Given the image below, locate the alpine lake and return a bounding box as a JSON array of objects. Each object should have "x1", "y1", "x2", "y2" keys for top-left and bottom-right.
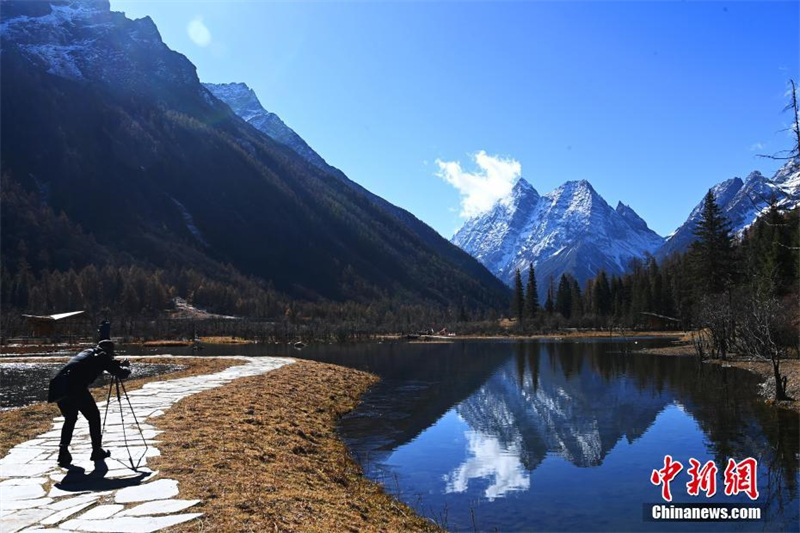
[{"x1": 8, "y1": 338, "x2": 799, "y2": 532}]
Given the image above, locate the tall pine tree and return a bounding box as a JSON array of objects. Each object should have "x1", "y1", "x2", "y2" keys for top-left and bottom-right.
[
  {"x1": 690, "y1": 189, "x2": 735, "y2": 295},
  {"x1": 592, "y1": 270, "x2": 611, "y2": 317},
  {"x1": 545, "y1": 278, "x2": 555, "y2": 314},
  {"x1": 524, "y1": 264, "x2": 539, "y2": 320},
  {"x1": 555, "y1": 274, "x2": 572, "y2": 319},
  {"x1": 512, "y1": 268, "x2": 524, "y2": 323}
]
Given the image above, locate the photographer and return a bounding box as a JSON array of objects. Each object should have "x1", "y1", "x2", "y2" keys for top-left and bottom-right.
[{"x1": 48, "y1": 340, "x2": 131, "y2": 467}]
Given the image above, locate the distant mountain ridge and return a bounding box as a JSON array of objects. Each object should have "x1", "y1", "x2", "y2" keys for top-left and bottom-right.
[
  {"x1": 205, "y1": 80, "x2": 508, "y2": 300},
  {"x1": 657, "y1": 158, "x2": 800, "y2": 259},
  {"x1": 452, "y1": 178, "x2": 664, "y2": 294},
  {"x1": 203, "y1": 82, "x2": 329, "y2": 171}
]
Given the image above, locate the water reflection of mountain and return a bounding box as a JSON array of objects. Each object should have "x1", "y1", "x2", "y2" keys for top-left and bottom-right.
[
  {"x1": 323, "y1": 340, "x2": 797, "y2": 524},
  {"x1": 456, "y1": 344, "x2": 674, "y2": 472},
  {"x1": 336, "y1": 342, "x2": 511, "y2": 456}
]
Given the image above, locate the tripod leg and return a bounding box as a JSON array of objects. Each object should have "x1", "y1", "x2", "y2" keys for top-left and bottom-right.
[
  {"x1": 119, "y1": 380, "x2": 148, "y2": 469},
  {"x1": 102, "y1": 378, "x2": 114, "y2": 436},
  {"x1": 115, "y1": 379, "x2": 135, "y2": 470}
]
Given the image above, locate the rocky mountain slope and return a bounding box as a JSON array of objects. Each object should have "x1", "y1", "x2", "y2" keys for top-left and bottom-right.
[
  {"x1": 0, "y1": 0, "x2": 509, "y2": 309},
  {"x1": 205, "y1": 80, "x2": 507, "y2": 301},
  {"x1": 203, "y1": 82, "x2": 329, "y2": 172}
]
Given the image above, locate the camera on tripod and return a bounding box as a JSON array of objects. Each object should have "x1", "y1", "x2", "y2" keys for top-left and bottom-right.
[{"x1": 102, "y1": 368, "x2": 148, "y2": 471}]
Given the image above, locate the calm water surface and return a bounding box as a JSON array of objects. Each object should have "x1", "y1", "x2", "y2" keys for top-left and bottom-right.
[
  {"x1": 7, "y1": 339, "x2": 798, "y2": 531},
  {"x1": 288, "y1": 339, "x2": 799, "y2": 532}
]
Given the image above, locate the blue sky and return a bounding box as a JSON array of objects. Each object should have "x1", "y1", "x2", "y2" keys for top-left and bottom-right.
[{"x1": 112, "y1": 0, "x2": 799, "y2": 237}]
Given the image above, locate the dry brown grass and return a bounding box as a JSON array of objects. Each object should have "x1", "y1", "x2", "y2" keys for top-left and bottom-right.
[
  {"x1": 454, "y1": 330, "x2": 685, "y2": 341},
  {"x1": 150, "y1": 360, "x2": 440, "y2": 533},
  {"x1": 0, "y1": 357, "x2": 240, "y2": 458},
  {"x1": 198, "y1": 336, "x2": 254, "y2": 345},
  {"x1": 141, "y1": 340, "x2": 193, "y2": 347}
]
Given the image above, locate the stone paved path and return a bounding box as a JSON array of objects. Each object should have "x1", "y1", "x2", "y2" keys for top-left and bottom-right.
[{"x1": 0, "y1": 356, "x2": 293, "y2": 533}]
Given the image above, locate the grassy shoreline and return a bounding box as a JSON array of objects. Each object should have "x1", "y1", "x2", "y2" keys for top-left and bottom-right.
[{"x1": 149, "y1": 360, "x2": 440, "y2": 532}]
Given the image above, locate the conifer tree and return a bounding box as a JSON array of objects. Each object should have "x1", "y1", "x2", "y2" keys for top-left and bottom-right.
[
  {"x1": 691, "y1": 189, "x2": 735, "y2": 295},
  {"x1": 569, "y1": 277, "x2": 583, "y2": 319},
  {"x1": 512, "y1": 268, "x2": 524, "y2": 323},
  {"x1": 555, "y1": 274, "x2": 572, "y2": 319},
  {"x1": 545, "y1": 278, "x2": 555, "y2": 314},
  {"x1": 592, "y1": 270, "x2": 612, "y2": 317},
  {"x1": 524, "y1": 264, "x2": 539, "y2": 320}
]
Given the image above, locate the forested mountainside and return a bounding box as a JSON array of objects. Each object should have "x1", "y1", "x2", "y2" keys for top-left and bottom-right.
[{"x1": 0, "y1": 0, "x2": 509, "y2": 322}]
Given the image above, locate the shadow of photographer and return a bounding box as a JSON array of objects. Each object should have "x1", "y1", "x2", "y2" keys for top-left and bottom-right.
[{"x1": 54, "y1": 460, "x2": 151, "y2": 493}]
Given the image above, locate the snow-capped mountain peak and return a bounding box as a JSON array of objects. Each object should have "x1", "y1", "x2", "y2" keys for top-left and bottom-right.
[
  {"x1": 1, "y1": 1, "x2": 198, "y2": 90},
  {"x1": 453, "y1": 179, "x2": 664, "y2": 295},
  {"x1": 657, "y1": 158, "x2": 800, "y2": 259},
  {"x1": 203, "y1": 81, "x2": 329, "y2": 171}
]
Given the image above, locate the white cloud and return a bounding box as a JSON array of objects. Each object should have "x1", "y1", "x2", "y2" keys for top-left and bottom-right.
[
  {"x1": 436, "y1": 150, "x2": 522, "y2": 218},
  {"x1": 443, "y1": 430, "x2": 530, "y2": 501},
  {"x1": 749, "y1": 142, "x2": 764, "y2": 151},
  {"x1": 187, "y1": 16, "x2": 211, "y2": 47}
]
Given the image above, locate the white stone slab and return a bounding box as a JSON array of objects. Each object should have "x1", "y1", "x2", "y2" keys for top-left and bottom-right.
[
  {"x1": 20, "y1": 527, "x2": 73, "y2": 533},
  {"x1": 0, "y1": 462, "x2": 55, "y2": 478},
  {"x1": 0, "y1": 448, "x2": 49, "y2": 465},
  {"x1": 60, "y1": 513, "x2": 202, "y2": 532},
  {"x1": 0, "y1": 483, "x2": 46, "y2": 501},
  {"x1": 0, "y1": 507, "x2": 55, "y2": 533},
  {"x1": 0, "y1": 498, "x2": 53, "y2": 511},
  {"x1": 114, "y1": 480, "x2": 178, "y2": 504},
  {"x1": 76, "y1": 504, "x2": 124, "y2": 520},
  {"x1": 48, "y1": 486, "x2": 91, "y2": 499},
  {"x1": 118, "y1": 499, "x2": 200, "y2": 517},
  {"x1": 40, "y1": 500, "x2": 97, "y2": 526},
  {"x1": 49, "y1": 495, "x2": 99, "y2": 512},
  {"x1": 0, "y1": 478, "x2": 49, "y2": 487}
]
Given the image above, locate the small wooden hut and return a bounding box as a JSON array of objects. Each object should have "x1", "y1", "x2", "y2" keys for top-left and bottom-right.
[{"x1": 21, "y1": 311, "x2": 87, "y2": 341}]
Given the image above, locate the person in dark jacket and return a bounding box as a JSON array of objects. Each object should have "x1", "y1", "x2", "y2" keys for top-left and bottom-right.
[{"x1": 48, "y1": 340, "x2": 131, "y2": 467}]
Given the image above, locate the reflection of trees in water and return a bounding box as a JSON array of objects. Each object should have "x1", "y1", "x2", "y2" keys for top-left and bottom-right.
[
  {"x1": 337, "y1": 341, "x2": 797, "y2": 523},
  {"x1": 662, "y1": 360, "x2": 799, "y2": 526},
  {"x1": 522, "y1": 345, "x2": 798, "y2": 525}
]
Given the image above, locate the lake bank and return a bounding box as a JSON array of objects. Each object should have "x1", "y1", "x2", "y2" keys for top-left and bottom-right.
[
  {"x1": 634, "y1": 339, "x2": 800, "y2": 412},
  {"x1": 0, "y1": 356, "x2": 438, "y2": 531},
  {"x1": 0, "y1": 329, "x2": 685, "y2": 356},
  {"x1": 148, "y1": 359, "x2": 440, "y2": 532},
  {"x1": 1, "y1": 340, "x2": 796, "y2": 531}
]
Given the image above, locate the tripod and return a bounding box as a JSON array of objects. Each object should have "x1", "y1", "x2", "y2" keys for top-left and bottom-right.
[{"x1": 101, "y1": 375, "x2": 149, "y2": 471}]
